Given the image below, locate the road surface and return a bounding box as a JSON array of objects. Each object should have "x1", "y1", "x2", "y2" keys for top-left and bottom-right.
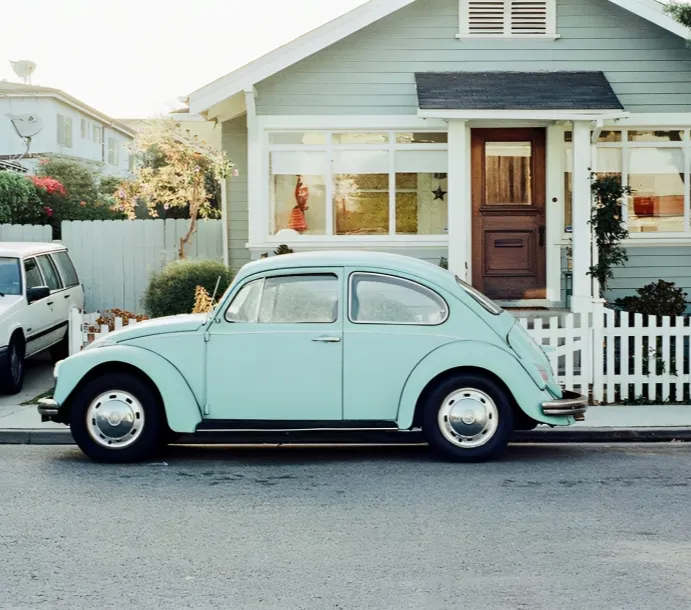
[{"x1": 1, "y1": 443, "x2": 690, "y2": 609}]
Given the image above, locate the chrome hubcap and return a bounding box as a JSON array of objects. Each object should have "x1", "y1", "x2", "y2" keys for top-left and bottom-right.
[
  {"x1": 438, "y1": 388, "x2": 499, "y2": 449},
  {"x1": 86, "y1": 391, "x2": 145, "y2": 449}
]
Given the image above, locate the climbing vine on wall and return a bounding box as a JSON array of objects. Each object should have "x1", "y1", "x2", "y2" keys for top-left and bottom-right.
[{"x1": 588, "y1": 174, "x2": 632, "y2": 298}]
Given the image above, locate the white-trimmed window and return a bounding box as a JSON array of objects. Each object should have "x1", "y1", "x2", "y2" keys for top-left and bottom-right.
[
  {"x1": 458, "y1": 0, "x2": 557, "y2": 38},
  {"x1": 80, "y1": 118, "x2": 88, "y2": 139},
  {"x1": 92, "y1": 125, "x2": 102, "y2": 144},
  {"x1": 57, "y1": 114, "x2": 72, "y2": 148},
  {"x1": 107, "y1": 137, "x2": 120, "y2": 166},
  {"x1": 564, "y1": 129, "x2": 691, "y2": 235},
  {"x1": 268, "y1": 131, "x2": 449, "y2": 238}
]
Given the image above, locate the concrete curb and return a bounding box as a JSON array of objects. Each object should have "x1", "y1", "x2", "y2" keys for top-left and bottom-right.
[{"x1": 1, "y1": 427, "x2": 691, "y2": 446}]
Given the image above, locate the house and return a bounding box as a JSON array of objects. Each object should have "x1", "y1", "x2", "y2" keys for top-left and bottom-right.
[
  {"x1": 184, "y1": 0, "x2": 691, "y2": 312},
  {"x1": 0, "y1": 82, "x2": 135, "y2": 176}
]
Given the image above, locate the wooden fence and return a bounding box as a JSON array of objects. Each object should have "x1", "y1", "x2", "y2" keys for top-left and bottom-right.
[
  {"x1": 61, "y1": 219, "x2": 224, "y2": 313},
  {"x1": 0, "y1": 223, "x2": 52, "y2": 242}
]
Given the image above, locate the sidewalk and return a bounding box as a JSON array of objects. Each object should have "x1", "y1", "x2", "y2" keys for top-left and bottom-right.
[{"x1": 1, "y1": 403, "x2": 690, "y2": 445}]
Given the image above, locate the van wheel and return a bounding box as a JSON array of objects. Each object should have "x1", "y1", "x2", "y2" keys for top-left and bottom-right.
[
  {"x1": 422, "y1": 373, "x2": 514, "y2": 463},
  {"x1": 1, "y1": 335, "x2": 25, "y2": 395},
  {"x1": 69, "y1": 372, "x2": 165, "y2": 463}
]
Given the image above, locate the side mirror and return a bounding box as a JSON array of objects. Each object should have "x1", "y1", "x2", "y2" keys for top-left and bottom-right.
[{"x1": 28, "y1": 286, "x2": 50, "y2": 303}]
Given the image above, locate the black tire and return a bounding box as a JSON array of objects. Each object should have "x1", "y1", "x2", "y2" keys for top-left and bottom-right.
[
  {"x1": 0, "y1": 335, "x2": 25, "y2": 395},
  {"x1": 69, "y1": 372, "x2": 165, "y2": 463},
  {"x1": 50, "y1": 333, "x2": 69, "y2": 363},
  {"x1": 422, "y1": 373, "x2": 514, "y2": 463}
]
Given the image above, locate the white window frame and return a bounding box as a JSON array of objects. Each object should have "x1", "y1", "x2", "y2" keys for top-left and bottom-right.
[
  {"x1": 562, "y1": 127, "x2": 691, "y2": 242},
  {"x1": 57, "y1": 114, "x2": 73, "y2": 148},
  {"x1": 457, "y1": 0, "x2": 559, "y2": 40},
  {"x1": 107, "y1": 137, "x2": 120, "y2": 166},
  {"x1": 265, "y1": 127, "x2": 449, "y2": 244},
  {"x1": 80, "y1": 118, "x2": 88, "y2": 139},
  {"x1": 92, "y1": 125, "x2": 102, "y2": 144}
]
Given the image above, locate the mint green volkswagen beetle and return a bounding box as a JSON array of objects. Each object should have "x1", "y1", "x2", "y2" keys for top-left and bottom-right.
[{"x1": 38, "y1": 251, "x2": 586, "y2": 463}]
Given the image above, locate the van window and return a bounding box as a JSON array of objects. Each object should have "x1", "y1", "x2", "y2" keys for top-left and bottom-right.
[{"x1": 51, "y1": 251, "x2": 80, "y2": 288}]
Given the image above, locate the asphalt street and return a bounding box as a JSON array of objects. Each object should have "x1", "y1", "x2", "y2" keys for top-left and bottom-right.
[{"x1": 1, "y1": 443, "x2": 690, "y2": 610}]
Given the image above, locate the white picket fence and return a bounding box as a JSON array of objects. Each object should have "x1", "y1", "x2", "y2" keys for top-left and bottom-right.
[
  {"x1": 0, "y1": 223, "x2": 52, "y2": 242},
  {"x1": 68, "y1": 305, "x2": 691, "y2": 405}
]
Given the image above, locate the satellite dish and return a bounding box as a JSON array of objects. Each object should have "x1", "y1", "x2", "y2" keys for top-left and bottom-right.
[
  {"x1": 6, "y1": 113, "x2": 44, "y2": 138},
  {"x1": 9, "y1": 60, "x2": 37, "y2": 84}
]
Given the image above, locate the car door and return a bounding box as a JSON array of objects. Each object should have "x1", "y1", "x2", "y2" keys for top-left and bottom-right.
[
  {"x1": 22, "y1": 257, "x2": 54, "y2": 357},
  {"x1": 205, "y1": 268, "x2": 344, "y2": 422},
  {"x1": 50, "y1": 250, "x2": 84, "y2": 312},
  {"x1": 343, "y1": 269, "x2": 452, "y2": 422},
  {"x1": 35, "y1": 254, "x2": 67, "y2": 348}
]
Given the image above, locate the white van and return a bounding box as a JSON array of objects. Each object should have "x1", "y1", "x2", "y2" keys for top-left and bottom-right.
[{"x1": 0, "y1": 243, "x2": 84, "y2": 395}]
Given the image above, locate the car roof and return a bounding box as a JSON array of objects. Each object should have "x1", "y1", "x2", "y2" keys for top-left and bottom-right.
[
  {"x1": 240, "y1": 250, "x2": 457, "y2": 289},
  {"x1": 0, "y1": 242, "x2": 66, "y2": 258}
]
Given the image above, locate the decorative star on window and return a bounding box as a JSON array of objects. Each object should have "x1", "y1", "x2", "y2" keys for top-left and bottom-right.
[{"x1": 432, "y1": 186, "x2": 447, "y2": 201}]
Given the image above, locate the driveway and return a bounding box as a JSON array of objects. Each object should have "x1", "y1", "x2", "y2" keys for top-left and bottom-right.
[{"x1": 0, "y1": 353, "x2": 56, "y2": 428}]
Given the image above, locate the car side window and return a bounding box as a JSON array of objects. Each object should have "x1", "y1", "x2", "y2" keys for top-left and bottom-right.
[
  {"x1": 36, "y1": 255, "x2": 62, "y2": 291},
  {"x1": 51, "y1": 251, "x2": 79, "y2": 288},
  {"x1": 226, "y1": 279, "x2": 263, "y2": 323},
  {"x1": 257, "y1": 275, "x2": 338, "y2": 324},
  {"x1": 24, "y1": 258, "x2": 44, "y2": 291},
  {"x1": 349, "y1": 273, "x2": 448, "y2": 325}
]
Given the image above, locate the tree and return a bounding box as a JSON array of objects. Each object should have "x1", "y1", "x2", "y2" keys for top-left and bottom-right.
[
  {"x1": 0, "y1": 171, "x2": 48, "y2": 225},
  {"x1": 665, "y1": 1, "x2": 691, "y2": 28},
  {"x1": 116, "y1": 120, "x2": 235, "y2": 259}
]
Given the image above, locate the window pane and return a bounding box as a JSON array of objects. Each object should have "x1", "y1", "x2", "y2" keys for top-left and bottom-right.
[
  {"x1": 628, "y1": 148, "x2": 685, "y2": 233},
  {"x1": 258, "y1": 275, "x2": 338, "y2": 324},
  {"x1": 36, "y1": 255, "x2": 62, "y2": 291},
  {"x1": 226, "y1": 279, "x2": 262, "y2": 323},
  {"x1": 270, "y1": 151, "x2": 327, "y2": 235},
  {"x1": 485, "y1": 142, "x2": 532, "y2": 205},
  {"x1": 269, "y1": 132, "x2": 325, "y2": 145},
  {"x1": 333, "y1": 150, "x2": 389, "y2": 235},
  {"x1": 24, "y1": 258, "x2": 43, "y2": 290},
  {"x1": 396, "y1": 132, "x2": 448, "y2": 144},
  {"x1": 350, "y1": 273, "x2": 447, "y2": 325},
  {"x1": 628, "y1": 130, "x2": 684, "y2": 143},
  {"x1": 332, "y1": 132, "x2": 389, "y2": 145},
  {"x1": 597, "y1": 130, "x2": 622, "y2": 142},
  {"x1": 52, "y1": 251, "x2": 79, "y2": 287},
  {"x1": 0, "y1": 258, "x2": 21, "y2": 296},
  {"x1": 394, "y1": 150, "x2": 448, "y2": 235}
]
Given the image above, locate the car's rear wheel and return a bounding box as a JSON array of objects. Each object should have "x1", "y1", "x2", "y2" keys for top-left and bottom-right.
[
  {"x1": 422, "y1": 373, "x2": 514, "y2": 463},
  {"x1": 69, "y1": 372, "x2": 165, "y2": 463},
  {"x1": 1, "y1": 335, "x2": 25, "y2": 395}
]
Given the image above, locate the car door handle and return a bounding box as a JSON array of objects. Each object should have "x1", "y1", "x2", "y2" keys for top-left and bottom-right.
[
  {"x1": 47, "y1": 301, "x2": 54, "y2": 306},
  {"x1": 64, "y1": 294, "x2": 70, "y2": 299},
  {"x1": 312, "y1": 336, "x2": 341, "y2": 343}
]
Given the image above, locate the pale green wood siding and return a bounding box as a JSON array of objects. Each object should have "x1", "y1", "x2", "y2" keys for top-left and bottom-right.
[
  {"x1": 256, "y1": 0, "x2": 691, "y2": 115},
  {"x1": 222, "y1": 116, "x2": 250, "y2": 271}
]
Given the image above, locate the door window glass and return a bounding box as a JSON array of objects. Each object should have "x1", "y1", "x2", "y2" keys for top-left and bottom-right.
[
  {"x1": 485, "y1": 141, "x2": 532, "y2": 205},
  {"x1": 258, "y1": 275, "x2": 339, "y2": 324},
  {"x1": 226, "y1": 279, "x2": 263, "y2": 323},
  {"x1": 36, "y1": 255, "x2": 62, "y2": 291},
  {"x1": 51, "y1": 251, "x2": 79, "y2": 287},
  {"x1": 349, "y1": 273, "x2": 448, "y2": 325},
  {"x1": 24, "y1": 258, "x2": 44, "y2": 290}
]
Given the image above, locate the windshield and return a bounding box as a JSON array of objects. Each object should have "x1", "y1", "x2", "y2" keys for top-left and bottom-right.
[
  {"x1": 0, "y1": 257, "x2": 22, "y2": 296},
  {"x1": 455, "y1": 276, "x2": 503, "y2": 315}
]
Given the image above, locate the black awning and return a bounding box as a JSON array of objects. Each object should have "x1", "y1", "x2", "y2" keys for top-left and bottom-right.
[{"x1": 415, "y1": 71, "x2": 623, "y2": 111}]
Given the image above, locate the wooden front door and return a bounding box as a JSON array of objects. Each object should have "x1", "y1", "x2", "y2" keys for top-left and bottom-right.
[{"x1": 471, "y1": 128, "x2": 546, "y2": 301}]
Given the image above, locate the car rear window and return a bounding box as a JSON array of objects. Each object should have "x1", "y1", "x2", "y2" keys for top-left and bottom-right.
[{"x1": 51, "y1": 251, "x2": 80, "y2": 287}]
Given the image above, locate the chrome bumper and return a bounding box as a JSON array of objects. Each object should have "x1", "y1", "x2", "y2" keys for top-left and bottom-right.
[
  {"x1": 541, "y1": 390, "x2": 588, "y2": 420},
  {"x1": 37, "y1": 397, "x2": 60, "y2": 422}
]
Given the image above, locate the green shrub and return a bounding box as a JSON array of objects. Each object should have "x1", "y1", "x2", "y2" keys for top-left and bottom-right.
[
  {"x1": 614, "y1": 280, "x2": 688, "y2": 317},
  {"x1": 0, "y1": 171, "x2": 46, "y2": 224},
  {"x1": 143, "y1": 259, "x2": 234, "y2": 318}
]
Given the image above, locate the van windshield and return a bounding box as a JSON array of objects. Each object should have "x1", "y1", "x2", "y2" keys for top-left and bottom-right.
[
  {"x1": 0, "y1": 257, "x2": 22, "y2": 296},
  {"x1": 455, "y1": 276, "x2": 503, "y2": 315}
]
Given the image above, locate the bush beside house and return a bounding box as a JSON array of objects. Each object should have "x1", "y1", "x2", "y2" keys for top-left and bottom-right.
[{"x1": 143, "y1": 259, "x2": 234, "y2": 318}]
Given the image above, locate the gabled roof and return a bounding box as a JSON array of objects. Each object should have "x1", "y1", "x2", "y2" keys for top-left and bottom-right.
[
  {"x1": 0, "y1": 82, "x2": 135, "y2": 137},
  {"x1": 187, "y1": 0, "x2": 691, "y2": 116}
]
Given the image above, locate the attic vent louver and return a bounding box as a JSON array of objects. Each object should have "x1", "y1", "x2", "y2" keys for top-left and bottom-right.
[{"x1": 460, "y1": 0, "x2": 555, "y2": 37}]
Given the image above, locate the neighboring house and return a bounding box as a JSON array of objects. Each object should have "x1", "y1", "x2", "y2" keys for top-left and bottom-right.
[
  {"x1": 185, "y1": 0, "x2": 691, "y2": 312},
  {"x1": 120, "y1": 110, "x2": 222, "y2": 151},
  {"x1": 0, "y1": 81, "x2": 135, "y2": 177}
]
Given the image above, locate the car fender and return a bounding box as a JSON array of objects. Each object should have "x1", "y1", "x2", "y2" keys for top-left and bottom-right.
[
  {"x1": 54, "y1": 345, "x2": 203, "y2": 433},
  {"x1": 396, "y1": 340, "x2": 560, "y2": 429}
]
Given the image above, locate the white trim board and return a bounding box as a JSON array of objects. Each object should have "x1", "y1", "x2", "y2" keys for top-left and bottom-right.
[{"x1": 187, "y1": 0, "x2": 691, "y2": 116}]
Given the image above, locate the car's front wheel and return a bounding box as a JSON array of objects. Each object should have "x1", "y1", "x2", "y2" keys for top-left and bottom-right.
[
  {"x1": 69, "y1": 372, "x2": 165, "y2": 463},
  {"x1": 422, "y1": 373, "x2": 514, "y2": 463}
]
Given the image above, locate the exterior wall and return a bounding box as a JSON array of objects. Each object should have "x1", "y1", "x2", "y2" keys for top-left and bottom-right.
[
  {"x1": 0, "y1": 97, "x2": 133, "y2": 176},
  {"x1": 255, "y1": 0, "x2": 691, "y2": 115},
  {"x1": 222, "y1": 116, "x2": 251, "y2": 270}
]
